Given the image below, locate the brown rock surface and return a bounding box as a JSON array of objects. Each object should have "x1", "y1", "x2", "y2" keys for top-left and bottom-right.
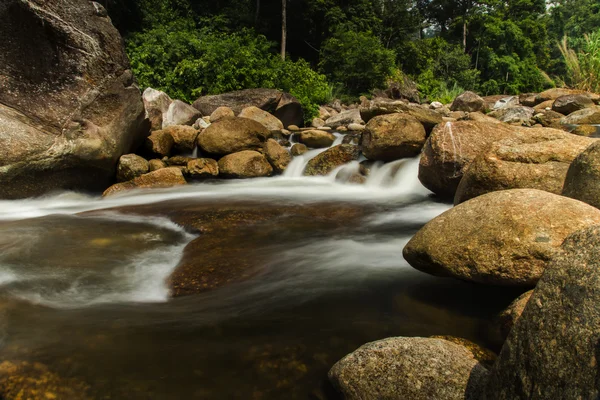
[
  {"x1": 186, "y1": 158, "x2": 218, "y2": 178},
  {"x1": 197, "y1": 117, "x2": 270, "y2": 156},
  {"x1": 450, "y1": 91, "x2": 486, "y2": 113},
  {"x1": 218, "y1": 150, "x2": 273, "y2": 178},
  {"x1": 103, "y1": 167, "x2": 186, "y2": 196},
  {"x1": 304, "y1": 145, "x2": 360, "y2": 176},
  {"x1": 563, "y1": 140, "x2": 600, "y2": 208},
  {"x1": 116, "y1": 154, "x2": 149, "y2": 182},
  {"x1": 238, "y1": 106, "x2": 284, "y2": 131},
  {"x1": 263, "y1": 139, "x2": 291, "y2": 173},
  {"x1": 497, "y1": 290, "x2": 533, "y2": 340},
  {"x1": 162, "y1": 125, "x2": 200, "y2": 153},
  {"x1": 362, "y1": 113, "x2": 426, "y2": 161},
  {"x1": 297, "y1": 130, "x2": 336, "y2": 148}
]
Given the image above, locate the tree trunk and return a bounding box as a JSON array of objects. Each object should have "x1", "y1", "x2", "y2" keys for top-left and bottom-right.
[
  {"x1": 463, "y1": 20, "x2": 467, "y2": 52},
  {"x1": 255, "y1": 0, "x2": 260, "y2": 26},
  {"x1": 281, "y1": 0, "x2": 287, "y2": 60}
]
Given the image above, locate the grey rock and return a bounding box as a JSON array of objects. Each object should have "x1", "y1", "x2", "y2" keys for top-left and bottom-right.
[{"x1": 162, "y1": 100, "x2": 202, "y2": 128}]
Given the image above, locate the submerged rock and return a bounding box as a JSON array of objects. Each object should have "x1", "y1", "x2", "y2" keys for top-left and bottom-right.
[
  {"x1": 328, "y1": 337, "x2": 489, "y2": 400},
  {"x1": 218, "y1": 150, "x2": 273, "y2": 178},
  {"x1": 304, "y1": 145, "x2": 360, "y2": 176},
  {"x1": 403, "y1": 189, "x2": 600, "y2": 286},
  {"x1": 103, "y1": 168, "x2": 186, "y2": 196},
  {"x1": 197, "y1": 117, "x2": 270, "y2": 156},
  {"x1": 362, "y1": 113, "x2": 426, "y2": 161}
]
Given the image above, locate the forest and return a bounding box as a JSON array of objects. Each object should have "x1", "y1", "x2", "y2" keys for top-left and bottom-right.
[{"x1": 102, "y1": 0, "x2": 600, "y2": 118}]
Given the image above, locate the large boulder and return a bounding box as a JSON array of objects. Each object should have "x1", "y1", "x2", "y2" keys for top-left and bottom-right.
[
  {"x1": 535, "y1": 88, "x2": 600, "y2": 105},
  {"x1": 263, "y1": 139, "x2": 291, "y2": 173},
  {"x1": 192, "y1": 89, "x2": 303, "y2": 128},
  {"x1": 209, "y1": 106, "x2": 235, "y2": 123},
  {"x1": 560, "y1": 106, "x2": 600, "y2": 125},
  {"x1": 487, "y1": 106, "x2": 534, "y2": 125},
  {"x1": 116, "y1": 154, "x2": 149, "y2": 182},
  {"x1": 418, "y1": 121, "x2": 519, "y2": 198},
  {"x1": 497, "y1": 290, "x2": 533, "y2": 341},
  {"x1": 552, "y1": 93, "x2": 596, "y2": 115},
  {"x1": 325, "y1": 109, "x2": 364, "y2": 129},
  {"x1": 238, "y1": 106, "x2": 284, "y2": 131},
  {"x1": 0, "y1": 0, "x2": 148, "y2": 199},
  {"x1": 455, "y1": 128, "x2": 595, "y2": 204},
  {"x1": 403, "y1": 189, "x2": 600, "y2": 286},
  {"x1": 103, "y1": 167, "x2": 186, "y2": 197},
  {"x1": 144, "y1": 130, "x2": 174, "y2": 158},
  {"x1": 303, "y1": 144, "x2": 360, "y2": 176},
  {"x1": 197, "y1": 117, "x2": 270, "y2": 156},
  {"x1": 328, "y1": 337, "x2": 489, "y2": 400},
  {"x1": 360, "y1": 99, "x2": 443, "y2": 132},
  {"x1": 563, "y1": 141, "x2": 600, "y2": 208},
  {"x1": 162, "y1": 100, "x2": 202, "y2": 129},
  {"x1": 484, "y1": 225, "x2": 600, "y2": 399},
  {"x1": 362, "y1": 114, "x2": 427, "y2": 161},
  {"x1": 218, "y1": 150, "x2": 273, "y2": 178},
  {"x1": 297, "y1": 130, "x2": 336, "y2": 148},
  {"x1": 161, "y1": 125, "x2": 200, "y2": 154},
  {"x1": 142, "y1": 88, "x2": 172, "y2": 131},
  {"x1": 450, "y1": 91, "x2": 486, "y2": 112}
]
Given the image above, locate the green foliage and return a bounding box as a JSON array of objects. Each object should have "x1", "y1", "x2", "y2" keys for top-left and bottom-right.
[
  {"x1": 319, "y1": 30, "x2": 396, "y2": 95},
  {"x1": 559, "y1": 30, "x2": 600, "y2": 93}
]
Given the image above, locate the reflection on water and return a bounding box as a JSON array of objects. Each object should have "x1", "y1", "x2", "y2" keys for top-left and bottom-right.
[{"x1": 0, "y1": 160, "x2": 523, "y2": 399}]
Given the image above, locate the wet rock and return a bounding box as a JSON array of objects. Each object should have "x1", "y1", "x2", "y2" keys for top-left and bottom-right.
[
  {"x1": 454, "y1": 128, "x2": 595, "y2": 204},
  {"x1": 362, "y1": 114, "x2": 426, "y2": 161},
  {"x1": 484, "y1": 225, "x2": 600, "y2": 399},
  {"x1": 328, "y1": 337, "x2": 489, "y2": 400},
  {"x1": 488, "y1": 106, "x2": 535, "y2": 125},
  {"x1": 342, "y1": 133, "x2": 361, "y2": 145},
  {"x1": 297, "y1": 130, "x2": 336, "y2": 148},
  {"x1": 560, "y1": 106, "x2": 600, "y2": 125},
  {"x1": 263, "y1": 139, "x2": 291, "y2": 173},
  {"x1": 218, "y1": 150, "x2": 273, "y2": 178},
  {"x1": 450, "y1": 91, "x2": 486, "y2": 113},
  {"x1": 239, "y1": 106, "x2": 284, "y2": 131},
  {"x1": 325, "y1": 109, "x2": 364, "y2": 129},
  {"x1": 291, "y1": 143, "x2": 308, "y2": 156},
  {"x1": 0, "y1": 0, "x2": 147, "y2": 199},
  {"x1": 209, "y1": 106, "x2": 235, "y2": 123},
  {"x1": 116, "y1": 154, "x2": 149, "y2": 182},
  {"x1": 162, "y1": 100, "x2": 202, "y2": 129},
  {"x1": 197, "y1": 117, "x2": 270, "y2": 156},
  {"x1": 103, "y1": 168, "x2": 187, "y2": 196},
  {"x1": 552, "y1": 94, "x2": 596, "y2": 115},
  {"x1": 403, "y1": 189, "x2": 600, "y2": 286},
  {"x1": 145, "y1": 130, "x2": 174, "y2": 158},
  {"x1": 563, "y1": 141, "x2": 600, "y2": 208},
  {"x1": 304, "y1": 145, "x2": 360, "y2": 176},
  {"x1": 162, "y1": 125, "x2": 200, "y2": 154},
  {"x1": 497, "y1": 290, "x2": 533, "y2": 340},
  {"x1": 148, "y1": 159, "x2": 166, "y2": 172},
  {"x1": 418, "y1": 121, "x2": 519, "y2": 198},
  {"x1": 143, "y1": 88, "x2": 172, "y2": 131},
  {"x1": 187, "y1": 158, "x2": 219, "y2": 179}
]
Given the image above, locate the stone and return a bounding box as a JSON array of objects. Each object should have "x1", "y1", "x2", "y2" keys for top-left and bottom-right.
[
  {"x1": 144, "y1": 130, "x2": 174, "y2": 158},
  {"x1": 209, "y1": 106, "x2": 235, "y2": 123},
  {"x1": 297, "y1": 130, "x2": 336, "y2": 148},
  {"x1": 347, "y1": 123, "x2": 366, "y2": 131},
  {"x1": 263, "y1": 139, "x2": 291, "y2": 173},
  {"x1": 533, "y1": 109, "x2": 565, "y2": 128},
  {"x1": 430, "y1": 101, "x2": 444, "y2": 109},
  {"x1": 186, "y1": 158, "x2": 219, "y2": 178},
  {"x1": 218, "y1": 150, "x2": 273, "y2": 178},
  {"x1": 161, "y1": 125, "x2": 200, "y2": 154},
  {"x1": 418, "y1": 121, "x2": 520, "y2": 198},
  {"x1": 563, "y1": 141, "x2": 600, "y2": 208},
  {"x1": 535, "y1": 88, "x2": 598, "y2": 105},
  {"x1": 450, "y1": 91, "x2": 486, "y2": 112},
  {"x1": 497, "y1": 290, "x2": 533, "y2": 340},
  {"x1": 328, "y1": 337, "x2": 489, "y2": 400},
  {"x1": 0, "y1": 0, "x2": 147, "y2": 199},
  {"x1": 342, "y1": 133, "x2": 361, "y2": 145},
  {"x1": 552, "y1": 94, "x2": 596, "y2": 115},
  {"x1": 403, "y1": 189, "x2": 600, "y2": 286},
  {"x1": 360, "y1": 99, "x2": 443, "y2": 133},
  {"x1": 162, "y1": 100, "x2": 202, "y2": 128},
  {"x1": 380, "y1": 75, "x2": 421, "y2": 103},
  {"x1": 488, "y1": 106, "x2": 535, "y2": 125},
  {"x1": 291, "y1": 143, "x2": 308, "y2": 156},
  {"x1": 484, "y1": 225, "x2": 600, "y2": 399},
  {"x1": 197, "y1": 117, "x2": 270, "y2": 156},
  {"x1": 533, "y1": 99, "x2": 555, "y2": 112},
  {"x1": 192, "y1": 89, "x2": 303, "y2": 128},
  {"x1": 103, "y1": 168, "x2": 187, "y2": 196},
  {"x1": 560, "y1": 106, "x2": 600, "y2": 125},
  {"x1": 148, "y1": 159, "x2": 166, "y2": 172},
  {"x1": 142, "y1": 87, "x2": 172, "y2": 131},
  {"x1": 304, "y1": 145, "x2": 360, "y2": 176},
  {"x1": 318, "y1": 107, "x2": 331, "y2": 120},
  {"x1": 116, "y1": 154, "x2": 149, "y2": 182},
  {"x1": 165, "y1": 156, "x2": 194, "y2": 166},
  {"x1": 362, "y1": 114, "x2": 427, "y2": 161},
  {"x1": 571, "y1": 124, "x2": 600, "y2": 136},
  {"x1": 454, "y1": 128, "x2": 595, "y2": 204},
  {"x1": 238, "y1": 106, "x2": 284, "y2": 131},
  {"x1": 193, "y1": 117, "x2": 211, "y2": 130},
  {"x1": 520, "y1": 93, "x2": 539, "y2": 107},
  {"x1": 493, "y1": 96, "x2": 520, "y2": 110},
  {"x1": 325, "y1": 109, "x2": 364, "y2": 129},
  {"x1": 465, "y1": 112, "x2": 503, "y2": 124},
  {"x1": 429, "y1": 336, "x2": 497, "y2": 368},
  {"x1": 311, "y1": 118, "x2": 326, "y2": 128}
]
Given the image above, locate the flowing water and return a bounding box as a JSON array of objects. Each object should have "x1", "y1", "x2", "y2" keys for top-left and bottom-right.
[{"x1": 0, "y1": 153, "x2": 521, "y2": 399}]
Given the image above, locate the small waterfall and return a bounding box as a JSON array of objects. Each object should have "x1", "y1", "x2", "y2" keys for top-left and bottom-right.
[{"x1": 283, "y1": 132, "x2": 345, "y2": 178}]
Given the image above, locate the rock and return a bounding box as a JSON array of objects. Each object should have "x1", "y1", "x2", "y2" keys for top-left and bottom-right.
[
  {"x1": 465, "y1": 112, "x2": 503, "y2": 124},
  {"x1": 418, "y1": 121, "x2": 519, "y2": 198},
  {"x1": 571, "y1": 124, "x2": 599, "y2": 136},
  {"x1": 450, "y1": 91, "x2": 486, "y2": 112},
  {"x1": 533, "y1": 99, "x2": 555, "y2": 111},
  {"x1": 362, "y1": 114, "x2": 427, "y2": 162},
  {"x1": 563, "y1": 141, "x2": 600, "y2": 208},
  {"x1": 218, "y1": 150, "x2": 273, "y2": 178},
  {"x1": 0, "y1": 0, "x2": 148, "y2": 199},
  {"x1": 263, "y1": 139, "x2": 291, "y2": 173},
  {"x1": 535, "y1": 88, "x2": 598, "y2": 105},
  {"x1": 161, "y1": 125, "x2": 200, "y2": 154},
  {"x1": 143, "y1": 88, "x2": 172, "y2": 131},
  {"x1": 380, "y1": 75, "x2": 421, "y2": 103},
  {"x1": 209, "y1": 106, "x2": 235, "y2": 123},
  {"x1": 493, "y1": 96, "x2": 520, "y2": 110},
  {"x1": 328, "y1": 337, "x2": 489, "y2": 400},
  {"x1": 291, "y1": 143, "x2": 308, "y2": 156},
  {"x1": 103, "y1": 168, "x2": 187, "y2": 196},
  {"x1": 148, "y1": 159, "x2": 166, "y2": 172},
  {"x1": 454, "y1": 128, "x2": 595, "y2": 204},
  {"x1": 297, "y1": 130, "x2": 336, "y2": 148},
  {"x1": 165, "y1": 156, "x2": 194, "y2": 166},
  {"x1": 145, "y1": 130, "x2": 174, "y2": 158},
  {"x1": 197, "y1": 117, "x2": 270, "y2": 156},
  {"x1": 430, "y1": 101, "x2": 444, "y2": 109},
  {"x1": 187, "y1": 158, "x2": 219, "y2": 179},
  {"x1": 533, "y1": 109, "x2": 565, "y2": 128},
  {"x1": 288, "y1": 125, "x2": 300, "y2": 132},
  {"x1": 520, "y1": 93, "x2": 539, "y2": 107},
  {"x1": 193, "y1": 117, "x2": 211, "y2": 130},
  {"x1": 560, "y1": 106, "x2": 600, "y2": 125},
  {"x1": 116, "y1": 154, "x2": 149, "y2": 182},
  {"x1": 347, "y1": 123, "x2": 366, "y2": 132},
  {"x1": 484, "y1": 225, "x2": 600, "y2": 399},
  {"x1": 552, "y1": 94, "x2": 596, "y2": 115},
  {"x1": 360, "y1": 99, "x2": 443, "y2": 133},
  {"x1": 318, "y1": 107, "x2": 331, "y2": 120},
  {"x1": 429, "y1": 336, "x2": 497, "y2": 368},
  {"x1": 488, "y1": 106, "x2": 535, "y2": 125},
  {"x1": 304, "y1": 145, "x2": 360, "y2": 176},
  {"x1": 325, "y1": 109, "x2": 364, "y2": 129},
  {"x1": 497, "y1": 290, "x2": 533, "y2": 340},
  {"x1": 311, "y1": 118, "x2": 326, "y2": 128},
  {"x1": 342, "y1": 133, "x2": 361, "y2": 145},
  {"x1": 192, "y1": 89, "x2": 303, "y2": 128},
  {"x1": 403, "y1": 189, "x2": 600, "y2": 286},
  {"x1": 162, "y1": 100, "x2": 202, "y2": 128},
  {"x1": 238, "y1": 106, "x2": 284, "y2": 131}
]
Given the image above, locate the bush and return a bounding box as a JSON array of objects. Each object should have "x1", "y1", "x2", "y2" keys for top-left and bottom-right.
[
  {"x1": 559, "y1": 30, "x2": 600, "y2": 92},
  {"x1": 319, "y1": 30, "x2": 396, "y2": 96}
]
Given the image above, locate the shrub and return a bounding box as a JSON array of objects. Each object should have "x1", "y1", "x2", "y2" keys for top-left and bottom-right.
[{"x1": 559, "y1": 30, "x2": 600, "y2": 92}]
